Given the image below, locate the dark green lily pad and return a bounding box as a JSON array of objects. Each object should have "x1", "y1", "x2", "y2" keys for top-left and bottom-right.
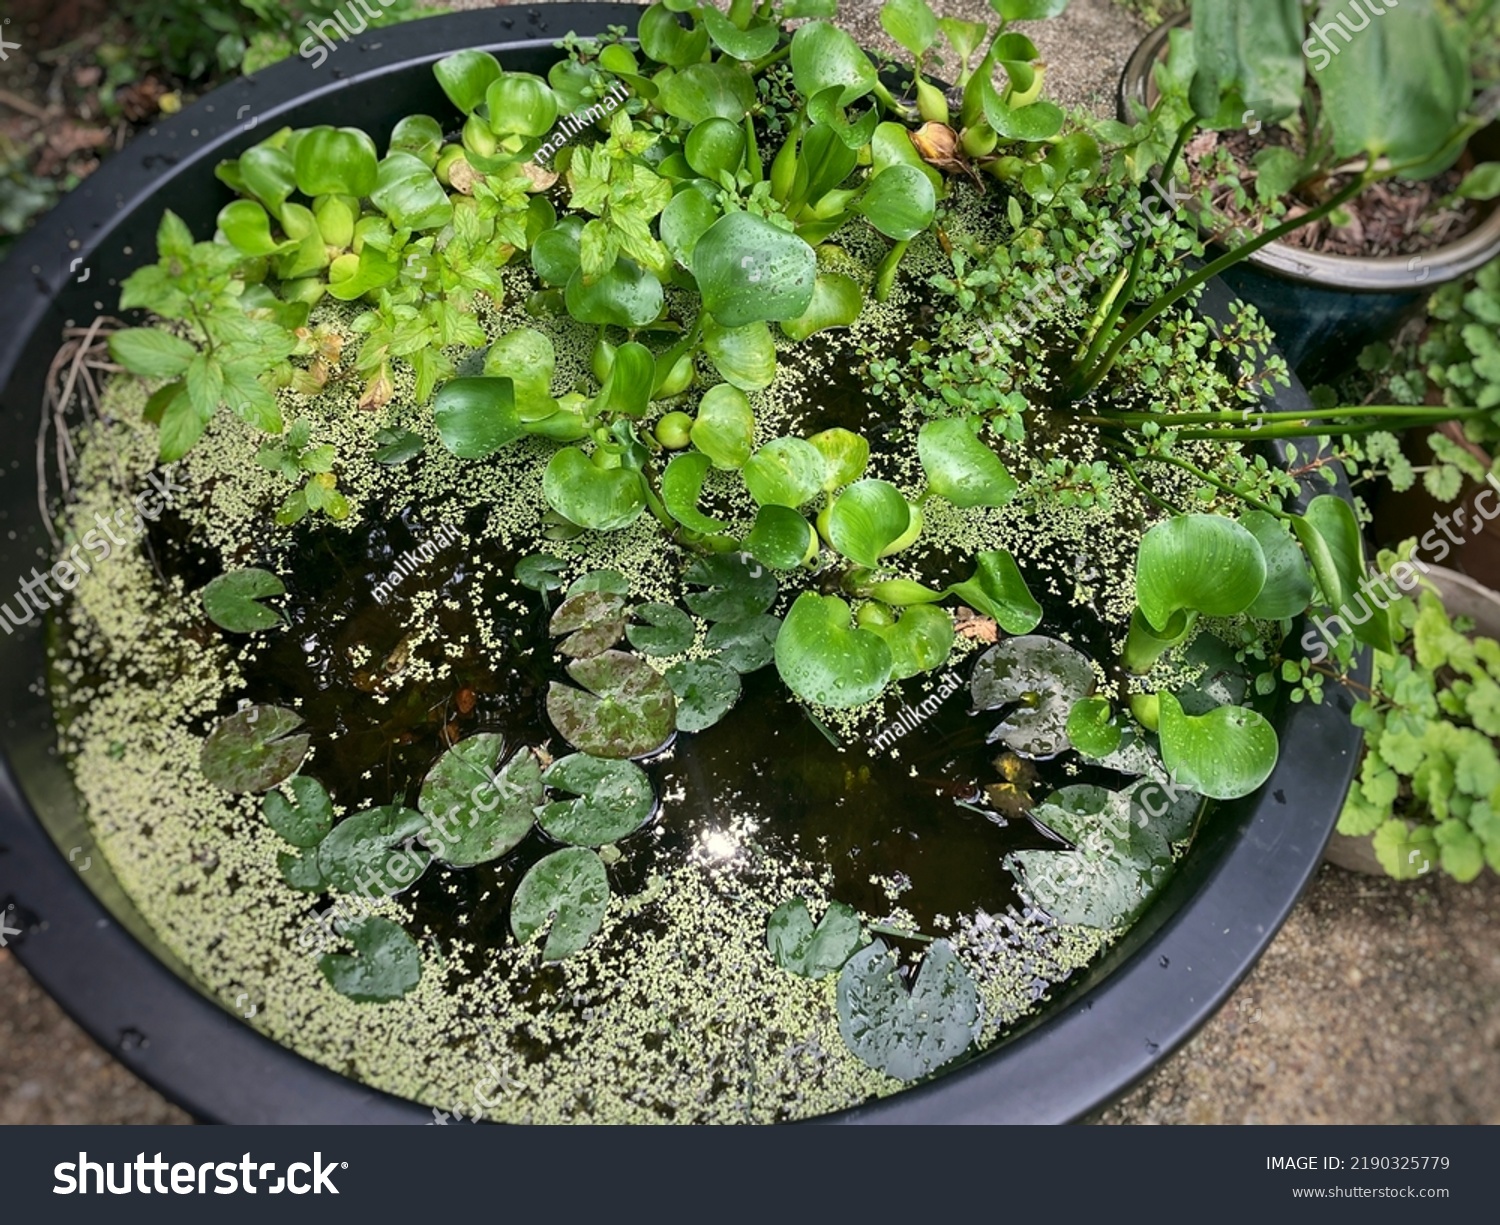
[
  {"x1": 666, "y1": 657, "x2": 742, "y2": 732},
  {"x1": 705, "y1": 614, "x2": 779, "y2": 673},
  {"x1": 767, "y1": 897, "x2": 862, "y2": 979},
  {"x1": 626, "y1": 603, "x2": 696, "y2": 657},
  {"x1": 200, "y1": 704, "x2": 310, "y2": 794},
  {"x1": 682, "y1": 553, "x2": 777, "y2": 622},
  {"x1": 515, "y1": 553, "x2": 567, "y2": 594},
  {"x1": 202, "y1": 568, "x2": 285, "y2": 633},
  {"x1": 277, "y1": 847, "x2": 328, "y2": 892},
  {"x1": 418, "y1": 734, "x2": 543, "y2": 866},
  {"x1": 546, "y1": 650, "x2": 677, "y2": 758},
  {"x1": 836, "y1": 939, "x2": 981, "y2": 1082},
  {"x1": 263, "y1": 774, "x2": 334, "y2": 847},
  {"x1": 318, "y1": 916, "x2": 422, "y2": 1003},
  {"x1": 537, "y1": 753, "x2": 654, "y2": 845},
  {"x1": 550, "y1": 588, "x2": 628, "y2": 658},
  {"x1": 510, "y1": 846, "x2": 610, "y2": 962},
  {"x1": 316, "y1": 805, "x2": 430, "y2": 897},
  {"x1": 971, "y1": 636, "x2": 1096, "y2": 759}
]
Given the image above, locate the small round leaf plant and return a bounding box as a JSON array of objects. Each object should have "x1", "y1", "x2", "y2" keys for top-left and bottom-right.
[{"x1": 91, "y1": 0, "x2": 1497, "y2": 1105}]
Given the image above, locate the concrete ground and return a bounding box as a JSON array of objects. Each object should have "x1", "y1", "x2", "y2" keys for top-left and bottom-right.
[{"x1": 3, "y1": 0, "x2": 1497, "y2": 1127}]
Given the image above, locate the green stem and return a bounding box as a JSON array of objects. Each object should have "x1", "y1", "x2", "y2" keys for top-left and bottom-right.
[
  {"x1": 743, "y1": 112, "x2": 762, "y2": 182},
  {"x1": 750, "y1": 43, "x2": 791, "y2": 74},
  {"x1": 1082, "y1": 404, "x2": 1489, "y2": 429},
  {"x1": 875, "y1": 239, "x2": 911, "y2": 302}
]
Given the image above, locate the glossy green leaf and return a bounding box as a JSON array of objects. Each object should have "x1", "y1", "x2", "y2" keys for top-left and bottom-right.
[
  {"x1": 238, "y1": 145, "x2": 297, "y2": 214},
  {"x1": 662, "y1": 451, "x2": 729, "y2": 533},
  {"x1": 388, "y1": 114, "x2": 444, "y2": 166},
  {"x1": 666, "y1": 657, "x2": 742, "y2": 731},
  {"x1": 217, "y1": 200, "x2": 293, "y2": 257},
  {"x1": 743, "y1": 436, "x2": 826, "y2": 508},
  {"x1": 433, "y1": 49, "x2": 503, "y2": 114},
  {"x1": 293, "y1": 126, "x2": 378, "y2": 198},
  {"x1": 871, "y1": 121, "x2": 943, "y2": 195},
  {"x1": 683, "y1": 552, "x2": 777, "y2": 621},
  {"x1": 780, "y1": 272, "x2": 863, "y2": 342},
  {"x1": 705, "y1": 614, "x2": 780, "y2": 673},
  {"x1": 661, "y1": 187, "x2": 720, "y2": 266},
  {"x1": 701, "y1": 7, "x2": 781, "y2": 60},
  {"x1": 200, "y1": 704, "x2": 309, "y2": 793},
  {"x1": 775, "y1": 592, "x2": 893, "y2": 708},
  {"x1": 693, "y1": 212, "x2": 817, "y2": 328},
  {"x1": 639, "y1": 2, "x2": 712, "y2": 67},
  {"x1": 538, "y1": 753, "x2": 654, "y2": 845},
  {"x1": 202, "y1": 567, "x2": 285, "y2": 632},
  {"x1": 807, "y1": 427, "x2": 869, "y2": 490},
  {"x1": 880, "y1": 0, "x2": 938, "y2": 57},
  {"x1": 917, "y1": 418, "x2": 1017, "y2": 508},
  {"x1": 768, "y1": 897, "x2": 862, "y2": 978},
  {"x1": 950, "y1": 550, "x2": 1041, "y2": 634},
  {"x1": 826, "y1": 479, "x2": 911, "y2": 567},
  {"x1": 486, "y1": 72, "x2": 559, "y2": 138},
  {"x1": 657, "y1": 61, "x2": 757, "y2": 124},
  {"x1": 745, "y1": 504, "x2": 816, "y2": 569},
  {"x1": 685, "y1": 116, "x2": 746, "y2": 178},
  {"x1": 867, "y1": 604, "x2": 954, "y2": 681},
  {"x1": 982, "y1": 83, "x2": 1065, "y2": 142},
  {"x1": 1292, "y1": 494, "x2": 1365, "y2": 612},
  {"x1": 511, "y1": 847, "x2": 610, "y2": 961},
  {"x1": 483, "y1": 327, "x2": 555, "y2": 402},
  {"x1": 1136, "y1": 514, "x2": 1266, "y2": 633},
  {"x1": 1240, "y1": 509, "x2": 1313, "y2": 619},
  {"x1": 627, "y1": 603, "x2": 696, "y2": 656},
  {"x1": 856, "y1": 164, "x2": 936, "y2": 240},
  {"x1": 702, "y1": 317, "x2": 777, "y2": 390},
  {"x1": 691, "y1": 383, "x2": 756, "y2": 469},
  {"x1": 791, "y1": 20, "x2": 878, "y2": 108},
  {"x1": 595, "y1": 341, "x2": 656, "y2": 419},
  {"x1": 546, "y1": 650, "x2": 677, "y2": 758},
  {"x1": 263, "y1": 774, "x2": 334, "y2": 848},
  {"x1": 1065, "y1": 696, "x2": 1122, "y2": 759},
  {"x1": 1157, "y1": 691, "x2": 1278, "y2": 800},
  {"x1": 318, "y1": 916, "x2": 422, "y2": 1002},
  {"x1": 542, "y1": 448, "x2": 648, "y2": 532},
  {"x1": 565, "y1": 259, "x2": 664, "y2": 329},
  {"x1": 433, "y1": 376, "x2": 522, "y2": 459},
  {"x1": 972, "y1": 635, "x2": 1094, "y2": 757},
  {"x1": 371, "y1": 152, "x2": 453, "y2": 231},
  {"x1": 419, "y1": 736, "x2": 543, "y2": 866},
  {"x1": 532, "y1": 218, "x2": 584, "y2": 286},
  {"x1": 836, "y1": 939, "x2": 980, "y2": 1081},
  {"x1": 317, "y1": 805, "x2": 430, "y2": 896}
]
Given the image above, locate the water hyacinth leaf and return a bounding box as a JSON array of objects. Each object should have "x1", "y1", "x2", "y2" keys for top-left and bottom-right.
[
  {"x1": 997, "y1": 0, "x2": 1071, "y2": 18},
  {"x1": 318, "y1": 916, "x2": 422, "y2": 1003},
  {"x1": 1292, "y1": 493, "x2": 1367, "y2": 614},
  {"x1": 775, "y1": 592, "x2": 893, "y2": 708},
  {"x1": 419, "y1": 736, "x2": 544, "y2": 866},
  {"x1": 826, "y1": 479, "x2": 911, "y2": 567},
  {"x1": 388, "y1": 114, "x2": 444, "y2": 166},
  {"x1": 217, "y1": 200, "x2": 294, "y2": 257},
  {"x1": 856, "y1": 165, "x2": 937, "y2": 241},
  {"x1": 293, "y1": 126, "x2": 379, "y2": 198},
  {"x1": 1121, "y1": 605, "x2": 1195, "y2": 673},
  {"x1": 550, "y1": 588, "x2": 627, "y2": 658},
  {"x1": 880, "y1": 0, "x2": 938, "y2": 57},
  {"x1": 1065, "y1": 696, "x2": 1122, "y2": 759},
  {"x1": 690, "y1": 383, "x2": 756, "y2": 469},
  {"x1": 836, "y1": 939, "x2": 981, "y2": 1082},
  {"x1": 371, "y1": 152, "x2": 453, "y2": 231},
  {"x1": 565, "y1": 259, "x2": 664, "y2": 329},
  {"x1": 950, "y1": 549, "x2": 1041, "y2": 634},
  {"x1": 868, "y1": 604, "x2": 955, "y2": 681},
  {"x1": 373, "y1": 427, "x2": 424, "y2": 465},
  {"x1": 767, "y1": 898, "x2": 863, "y2": 979},
  {"x1": 1136, "y1": 513, "x2": 1267, "y2": 633},
  {"x1": 918, "y1": 418, "x2": 1018, "y2": 508},
  {"x1": 657, "y1": 61, "x2": 757, "y2": 125},
  {"x1": 538, "y1": 753, "x2": 654, "y2": 845},
  {"x1": 510, "y1": 847, "x2": 610, "y2": 962},
  {"x1": 693, "y1": 212, "x2": 817, "y2": 328},
  {"x1": 627, "y1": 602, "x2": 696, "y2": 656},
  {"x1": 595, "y1": 342, "x2": 656, "y2": 419},
  {"x1": 1239, "y1": 510, "x2": 1313, "y2": 620},
  {"x1": 745, "y1": 504, "x2": 816, "y2": 569},
  {"x1": 982, "y1": 82, "x2": 1065, "y2": 143},
  {"x1": 701, "y1": 6, "x2": 782, "y2": 60},
  {"x1": 202, "y1": 567, "x2": 285, "y2": 632},
  {"x1": 433, "y1": 49, "x2": 503, "y2": 114},
  {"x1": 666, "y1": 657, "x2": 742, "y2": 732},
  {"x1": 807, "y1": 427, "x2": 870, "y2": 491},
  {"x1": 484, "y1": 327, "x2": 556, "y2": 402},
  {"x1": 702, "y1": 317, "x2": 777, "y2": 390},
  {"x1": 638, "y1": 3, "x2": 712, "y2": 68},
  {"x1": 317, "y1": 805, "x2": 430, "y2": 897},
  {"x1": 542, "y1": 448, "x2": 647, "y2": 531},
  {"x1": 705, "y1": 614, "x2": 781, "y2": 673},
  {"x1": 1156, "y1": 691, "x2": 1278, "y2": 801},
  {"x1": 780, "y1": 272, "x2": 863, "y2": 342},
  {"x1": 515, "y1": 553, "x2": 567, "y2": 594},
  {"x1": 871, "y1": 120, "x2": 943, "y2": 194},
  {"x1": 972, "y1": 635, "x2": 1095, "y2": 758},
  {"x1": 685, "y1": 116, "x2": 747, "y2": 178},
  {"x1": 238, "y1": 145, "x2": 297, "y2": 214},
  {"x1": 278, "y1": 847, "x2": 327, "y2": 892},
  {"x1": 433, "y1": 376, "x2": 522, "y2": 459},
  {"x1": 662, "y1": 451, "x2": 729, "y2": 533},
  {"x1": 263, "y1": 774, "x2": 334, "y2": 847},
  {"x1": 546, "y1": 650, "x2": 676, "y2": 758},
  {"x1": 683, "y1": 552, "x2": 778, "y2": 621},
  {"x1": 200, "y1": 704, "x2": 309, "y2": 793},
  {"x1": 485, "y1": 72, "x2": 559, "y2": 138},
  {"x1": 791, "y1": 21, "x2": 878, "y2": 108},
  {"x1": 531, "y1": 218, "x2": 584, "y2": 286},
  {"x1": 661, "y1": 188, "x2": 720, "y2": 267},
  {"x1": 743, "y1": 436, "x2": 826, "y2": 508}
]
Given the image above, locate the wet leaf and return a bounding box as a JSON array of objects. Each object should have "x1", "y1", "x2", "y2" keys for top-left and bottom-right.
[
  {"x1": 690, "y1": 383, "x2": 756, "y2": 470},
  {"x1": 692, "y1": 212, "x2": 817, "y2": 328},
  {"x1": 918, "y1": 417, "x2": 1017, "y2": 508},
  {"x1": 318, "y1": 916, "x2": 421, "y2": 1002},
  {"x1": 543, "y1": 447, "x2": 647, "y2": 531},
  {"x1": 683, "y1": 552, "x2": 777, "y2": 621},
  {"x1": 277, "y1": 847, "x2": 327, "y2": 892},
  {"x1": 515, "y1": 553, "x2": 567, "y2": 594},
  {"x1": 1157, "y1": 691, "x2": 1278, "y2": 800},
  {"x1": 263, "y1": 774, "x2": 334, "y2": 847},
  {"x1": 1136, "y1": 513, "x2": 1266, "y2": 632},
  {"x1": 200, "y1": 704, "x2": 309, "y2": 793},
  {"x1": 433, "y1": 376, "x2": 522, "y2": 459},
  {"x1": 767, "y1": 897, "x2": 862, "y2": 978},
  {"x1": 826, "y1": 479, "x2": 911, "y2": 567},
  {"x1": 667, "y1": 657, "x2": 742, "y2": 731},
  {"x1": 1240, "y1": 510, "x2": 1313, "y2": 620},
  {"x1": 662, "y1": 450, "x2": 729, "y2": 533},
  {"x1": 546, "y1": 650, "x2": 677, "y2": 758},
  {"x1": 702, "y1": 316, "x2": 778, "y2": 390},
  {"x1": 791, "y1": 20, "x2": 878, "y2": 108},
  {"x1": 775, "y1": 592, "x2": 893, "y2": 708},
  {"x1": 949, "y1": 549, "x2": 1041, "y2": 634},
  {"x1": 373, "y1": 427, "x2": 424, "y2": 465},
  {"x1": 867, "y1": 604, "x2": 954, "y2": 681},
  {"x1": 807, "y1": 427, "x2": 869, "y2": 491},
  {"x1": 419, "y1": 735, "x2": 543, "y2": 866},
  {"x1": 202, "y1": 568, "x2": 285, "y2": 633},
  {"x1": 510, "y1": 847, "x2": 610, "y2": 961},
  {"x1": 743, "y1": 436, "x2": 825, "y2": 508},
  {"x1": 549, "y1": 588, "x2": 627, "y2": 658},
  {"x1": 836, "y1": 939, "x2": 981, "y2": 1081},
  {"x1": 627, "y1": 602, "x2": 696, "y2": 656},
  {"x1": 316, "y1": 805, "x2": 430, "y2": 896},
  {"x1": 745, "y1": 504, "x2": 816, "y2": 569},
  {"x1": 972, "y1": 635, "x2": 1095, "y2": 759},
  {"x1": 1064, "y1": 696, "x2": 1122, "y2": 759},
  {"x1": 538, "y1": 753, "x2": 654, "y2": 845},
  {"x1": 856, "y1": 164, "x2": 936, "y2": 240}
]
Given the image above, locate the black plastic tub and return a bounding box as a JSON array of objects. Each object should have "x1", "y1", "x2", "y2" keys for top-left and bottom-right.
[
  {"x1": 1118, "y1": 14, "x2": 1500, "y2": 386},
  {"x1": 0, "y1": 4, "x2": 1363, "y2": 1124}
]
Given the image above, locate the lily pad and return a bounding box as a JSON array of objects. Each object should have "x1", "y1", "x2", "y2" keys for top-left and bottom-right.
[
  {"x1": 263, "y1": 774, "x2": 334, "y2": 847},
  {"x1": 316, "y1": 805, "x2": 430, "y2": 897},
  {"x1": 546, "y1": 650, "x2": 677, "y2": 758},
  {"x1": 418, "y1": 735, "x2": 543, "y2": 866},
  {"x1": 277, "y1": 847, "x2": 328, "y2": 892},
  {"x1": 538, "y1": 753, "x2": 655, "y2": 845},
  {"x1": 836, "y1": 939, "x2": 981, "y2": 1082},
  {"x1": 683, "y1": 553, "x2": 777, "y2": 621},
  {"x1": 200, "y1": 704, "x2": 309, "y2": 793},
  {"x1": 510, "y1": 847, "x2": 611, "y2": 961},
  {"x1": 972, "y1": 636, "x2": 1095, "y2": 759},
  {"x1": 705, "y1": 614, "x2": 780, "y2": 673},
  {"x1": 202, "y1": 568, "x2": 285, "y2": 633},
  {"x1": 318, "y1": 916, "x2": 422, "y2": 1003},
  {"x1": 666, "y1": 657, "x2": 742, "y2": 731},
  {"x1": 626, "y1": 602, "x2": 696, "y2": 656},
  {"x1": 767, "y1": 897, "x2": 863, "y2": 979},
  {"x1": 549, "y1": 587, "x2": 628, "y2": 658}
]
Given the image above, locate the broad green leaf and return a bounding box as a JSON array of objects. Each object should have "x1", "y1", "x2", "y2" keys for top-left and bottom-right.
[
  {"x1": 1157, "y1": 691, "x2": 1278, "y2": 800},
  {"x1": 743, "y1": 436, "x2": 826, "y2": 507},
  {"x1": 1371, "y1": 819, "x2": 1439, "y2": 880},
  {"x1": 982, "y1": 81, "x2": 1064, "y2": 142},
  {"x1": 433, "y1": 376, "x2": 522, "y2": 459},
  {"x1": 997, "y1": 0, "x2": 1071, "y2": 18},
  {"x1": 745, "y1": 504, "x2": 816, "y2": 569},
  {"x1": 538, "y1": 753, "x2": 654, "y2": 845},
  {"x1": 836, "y1": 939, "x2": 980, "y2": 1081},
  {"x1": 639, "y1": 2, "x2": 712, "y2": 67},
  {"x1": 662, "y1": 451, "x2": 729, "y2": 533},
  {"x1": 1065, "y1": 696, "x2": 1122, "y2": 759},
  {"x1": 238, "y1": 145, "x2": 297, "y2": 214},
  {"x1": 807, "y1": 427, "x2": 869, "y2": 490},
  {"x1": 278, "y1": 847, "x2": 328, "y2": 892},
  {"x1": 685, "y1": 116, "x2": 747, "y2": 178},
  {"x1": 702, "y1": 317, "x2": 777, "y2": 390},
  {"x1": 867, "y1": 604, "x2": 954, "y2": 681},
  {"x1": 1136, "y1": 513, "x2": 1266, "y2": 632},
  {"x1": 1457, "y1": 164, "x2": 1500, "y2": 201},
  {"x1": 657, "y1": 61, "x2": 757, "y2": 124},
  {"x1": 683, "y1": 552, "x2": 777, "y2": 621},
  {"x1": 972, "y1": 635, "x2": 1094, "y2": 758},
  {"x1": 510, "y1": 847, "x2": 610, "y2": 961},
  {"x1": 318, "y1": 916, "x2": 421, "y2": 1002},
  {"x1": 871, "y1": 121, "x2": 943, "y2": 195},
  {"x1": 202, "y1": 567, "x2": 285, "y2": 632},
  {"x1": 293, "y1": 126, "x2": 379, "y2": 198},
  {"x1": 705, "y1": 614, "x2": 780, "y2": 673},
  {"x1": 565, "y1": 259, "x2": 664, "y2": 329},
  {"x1": 880, "y1": 0, "x2": 938, "y2": 58},
  {"x1": 486, "y1": 72, "x2": 558, "y2": 138},
  {"x1": 950, "y1": 549, "x2": 1041, "y2": 634},
  {"x1": 217, "y1": 200, "x2": 293, "y2": 257},
  {"x1": 775, "y1": 592, "x2": 893, "y2": 707},
  {"x1": 200, "y1": 704, "x2": 309, "y2": 793},
  {"x1": 546, "y1": 649, "x2": 677, "y2": 758},
  {"x1": 516, "y1": 554, "x2": 567, "y2": 594},
  {"x1": 263, "y1": 774, "x2": 334, "y2": 847},
  {"x1": 701, "y1": 7, "x2": 781, "y2": 60},
  {"x1": 549, "y1": 587, "x2": 627, "y2": 658},
  {"x1": 780, "y1": 272, "x2": 863, "y2": 341},
  {"x1": 595, "y1": 341, "x2": 656, "y2": 418},
  {"x1": 388, "y1": 114, "x2": 444, "y2": 166},
  {"x1": 110, "y1": 328, "x2": 196, "y2": 379},
  {"x1": 660, "y1": 187, "x2": 720, "y2": 266},
  {"x1": 316, "y1": 805, "x2": 430, "y2": 896},
  {"x1": 917, "y1": 418, "x2": 1018, "y2": 508},
  {"x1": 1292, "y1": 494, "x2": 1367, "y2": 615},
  {"x1": 768, "y1": 897, "x2": 863, "y2": 978},
  {"x1": 532, "y1": 218, "x2": 584, "y2": 286},
  {"x1": 666, "y1": 657, "x2": 742, "y2": 731},
  {"x1": 1240, "y1": 509, "x2": 1313, "y2": 619},
  {"x1": 1189, "y1": 0, "x2": 1303, "y2": 129},
  {"x1": 627, "y1": 603, "x2": 696, "y2": 656},
  {"x1": 791, "y1": 21, "x2": 878, "y2": 107},
  {"x1": 826, "y1": 479, "x2": 911, "y2": 567},
  {"x1": 542, "y1": 448, "x2": 648, "y2": 531},
  {"x1": 483, "y1": 327, "x2": 555, "y2": 402},
  {"x1": 691, "y1": 384, "x2": 756, "y2": 469},
  {"x1": 324, "y1": 245, "x2": 399, "y2": 301},
  {"x1": 418, "y1": 736, "x2": 543, "y2": 866},
  {"x1": 371, "y1": 152, "x2": 453, "y2": 231},
  {"x1": 857, "y1": 164, "x2": 936, "y2": 240},
  {"x1": 433, "y1": 49, "x2": 503, "y2": 114},
  {"x1": 692, "y1": 212, "x2": 817, "y2": 327}
]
